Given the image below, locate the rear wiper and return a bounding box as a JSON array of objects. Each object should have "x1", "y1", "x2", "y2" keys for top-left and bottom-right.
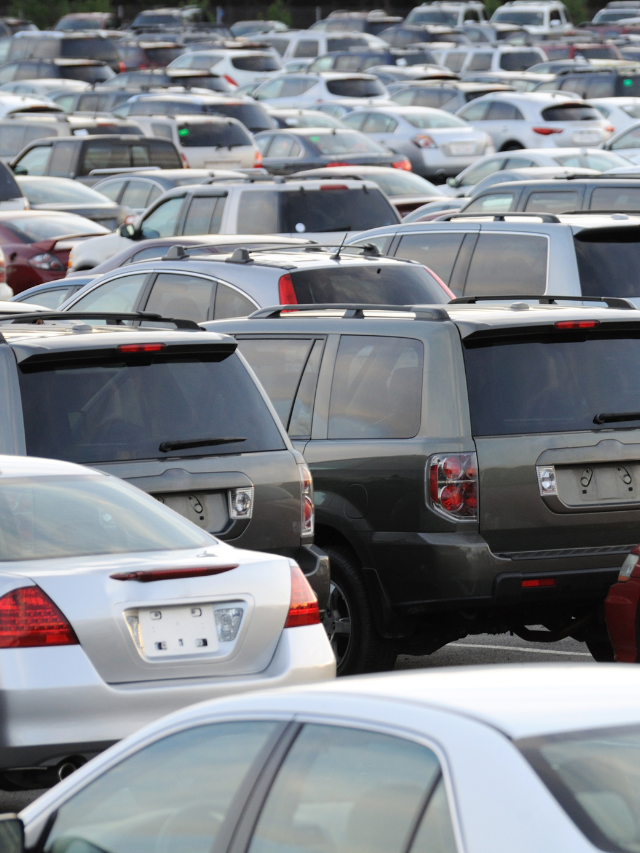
[
  {"x1": 159, "y1": 437, "x2": 246, "y2": 452},
  {"x1": 594, "y1": 412, "x2": 640, "y2": 425}
]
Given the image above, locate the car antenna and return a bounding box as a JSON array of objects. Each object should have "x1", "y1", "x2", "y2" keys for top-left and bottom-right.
[{"x1": 331, "y1": 231, "x2": 348, "y2": 260}]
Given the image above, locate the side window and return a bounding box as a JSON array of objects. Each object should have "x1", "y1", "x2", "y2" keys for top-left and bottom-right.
[
  {"x1": 524, "y1": 190, "x2": 579, "y2": 214},
  {"x1": 131, "y1": 144, "x2": 151, "y2": 168},
  {"x1": 363, "y1": 114, "x2": 398, "y2": 133},
  {"x1": 457, "y1": 100, "x2": 489, "y2": 121},
  {"x1": 48, "y1": 141, "x2": 76, "y2": 177},
  {"x1": 486, "y1": 101, "x2": 523, "y2": 120},
  {"x1": 71, "y1": 273, "x2": 148, "y2": 313},
  {"x1": 589, "y1": 187, "x2": 640, "y2": 211},
  {"x1": 121, "y1": 179, "x2": 153, "y2": 210},
  {"x1": 43, "y1": 721, "x2": 278, "y2": 853},
  {"x1": 444, "y1": 52, "x2": 465, "y2": 72},
  {"x1": 140, "y1": 196, "x2": 184, "y2": 238},
  {"x1": 267, "y1": 136, "x2": 295, "y2": 158},
  {"x1": 181, "y1": 195, "x2": 224, "y2": 235},
  {"x1": 147, "y1": 184, "x2": 163, "y2": 205},
  {"x1": 394, "y1": 232, "x2": 465, "y2": 284},
  {"x1": 560, "y1": 76, "x2": 587, "y2": 97},
  {"x1": 463, "y1": 192, "x2": 515, "y2": 213},
  {"x1": 144, "y1": 272, "x2": 216, "y2": 322},
  {"x1": 410, "y1": 778, "x2": 458, "y2": 853},
  {"x1": 343, "y1": 112, "x2": 368, "y2": 130},
  {"x1": 505, "y1": 156, "x2": 535, "y2": 169},
  {"x1": 392, "y1": 89, "x2": 414, "y2": 106},
  {"x1": 80, "y1": 141, "x2": 129, "y2": 176},
  {"x1": 467, "y1": 52, "x2": 492, "y2": 71},
  {"x1": 289, "y1": 140, "x2": 303, "y2": 158},
  {"x1": 458, "y1": 157, "x2": 505, "y2": 187},
  {"x1": 236, "y1": 190, "x2": 280, "y2": 234},
  {"x1": 214, "y1": 283, "x2": 257, "y2": 320},
  {"x1": 151, "y1": 122, "x2": 173, "y2": 140},
  {"x1": 13, "y1": 144, "x2": 51, "y2": 176},
  {"x1": 248, "y1": 725, "x2": 445, "y2": 853},
  {"x1": 328, "y1": 335, "x2": 423, "y2": 439},
  {"x1": 0, "y1": 63, "x2": 18, "y2": 83},
  {"x1": 294, "y1": 39, "x2": 319, "y2": 57},
  {"x1": 20, "y1": 286, "x2": 73, "y2": 308},
  {"x1": 585, "y1": 75, "x2": 613, "y2": 99},
  {"x1": 350, "y1": 234, "x2": 392, "y2": 255},
  {"x1": 237, "y1": 337, "x2": 315, "y2": 426},
  {"x1": 95, "y1": 179, "x2": 126, "y2": 202},
  {"x1": 289, "y1": 338, "x2": 324, "y2": 436},
  {"x1": 611, "y1": 127, "x2": 640, "y2": 150},
  {"x1": 256, "y1": 134, "x2": 273, "y2": 153},
  {"x1": 464, "y1": 233, "x2": 548, "y2": 296}
]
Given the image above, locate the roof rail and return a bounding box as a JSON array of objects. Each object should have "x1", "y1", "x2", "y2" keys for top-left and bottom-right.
[
  {"x1": 438, "y1": 211, "x2": 562, "y2": 223},
  {"x1": 248, "y1": 303, "x2": 449, "y2": 320},
  {"x1": 450, "y1": 295, "x2": 636, "y2": 309},
  {"x1": 0, "y1": 311, "x2": 202, "y2": 329}
]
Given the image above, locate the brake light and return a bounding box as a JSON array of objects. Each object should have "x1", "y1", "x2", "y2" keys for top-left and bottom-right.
[
  {"x1": 555, "y1": 320, "x2": 600, "y2": 330},
  {"x1": 117, "y1": 343, "x2": 166, "y2": 353},
  {"x1": 299, "y1": 462, "x2": 314, "y2": 536},
  {"x1": 0, "y1": 247, "x2": 6, "y2": 284},
  {"x1": 320, "y1": 184, "x2": 348, "y2": 190},
  {"x1": 254, "y1": 148, "x2": 263, "y2": 167},
  {"x1": 522, "y1": 578, "x2": 555, "y2": 588},
  {"x1": 284, "y1": 564, "x2": 320, "y2": 628},
  {"x1": 119, "y1": 61, "x2": 126, "y2": 73},
  {"x1": 392, "y1": 157, "x2": 412, "y2": 170},
  {"x1": 428, "y1": 453, "x2": 478, "y2": 520},
  {"x1": 224, "y1": 74, "x2": 237, "y2": 87},
  {"x1": 110, "y1": 565, "x2": 239, "y2": 582},
  {"x1": 0, "y1": 586, "x2": 78, "y2": 648},
  {"x1": 532, "y1": 127, "x2": 563, "y2": 135},
  {"x1": 605, "y1": 124, "x2": 615, "y2": 133},
  {"x1": 325, "y1": 161, "x2": 350, "y2": 167},
  {"x1": 412, "y1": 134, "x2": 437, "y2": 149},
  {"x1": 278, "y1": 273, "x2": 297, "y2": 305}
]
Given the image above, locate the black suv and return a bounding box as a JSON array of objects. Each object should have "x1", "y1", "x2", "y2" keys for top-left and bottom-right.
[
  {"x1": 209, "y1": 300, "x2": 640, "y2": 673},
  {"x1": 536, "y1": 64, "x2": 640, "y2": 98}
]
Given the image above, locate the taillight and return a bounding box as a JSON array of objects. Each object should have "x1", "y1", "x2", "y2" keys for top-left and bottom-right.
[
  {"x1": 224, "y1": 74, "x2": 237, "y2": 87},
  {"x1": 412, "y1": 135, "x2": 437, "y2": 149},
  {"x1": 254, "y1": 148, "x2": 263, "y2": 167},
  {"x1": 325, "y1": 161, "x2": 351, "y2": 167},
  {"x1": 110, "y1": 565, "x2": 238, "y2": 582},
  {"x1": 119, "y1": 60, "x2": 126, "y2": 73},
  {"x1": 605, "y1": 124, "x2": 615, "y2": 133},
  {"x1": 285, "y1": 564, "x2": 320, "y2": 628},
  {"x1": 117, "y1": 343, "x2": 166, "y2": 353},
  {"x1": 392, "y1": 157, "x2": 412, "y2": 170},
  {"x1": 299, "y1": 462, "x2": 314, "y2": 536},
  {"x1": 532, "y1": 127, "x2": 563, "y2": 135},
  {"x1": 619, "y1": 547, "x2": 640, "y2": 582},
  {"x1": 555, "y1": 320, "x2": 600, "y2": 330},
  {"x1": 278, "y1": 273, "x2": 297, "y2": 305},
  {"x1": 28, "y1": 252, "x2": 65, "y2": 272},
  {"x1": 0, "y1": 247, "x2": 6, "y2": 284},
  {"x1": 0, "y1": 586, "x2": 78, "y2": 648},
  {"x1": 428, "y1": 453, "x2": 478, "y2": 520}
]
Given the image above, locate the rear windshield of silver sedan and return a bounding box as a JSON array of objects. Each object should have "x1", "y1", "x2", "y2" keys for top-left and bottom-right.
[
  {"x1": 19, "y1": 352, "x2": 286, "y2": 464},
  {"x1": 0, "y1": 474, "x2": 213, "y2": 560},
  {"x1": 289, "y1": 264, "x2": 447, "y2": 303},
  {"x1": 575, "y1": 228, "x2": 640, "y2": 299}
]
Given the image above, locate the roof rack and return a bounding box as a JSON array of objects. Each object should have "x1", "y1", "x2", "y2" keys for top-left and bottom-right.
[
  {"x1": 450, "y1": 295, "x2": 635, "y2": 308},
  {"x1": 161, "y1": 243, "x2": 384, "y2": 262},
  {"x1": 438, "y1": 211, "x2": 561, "y2": 222},
  {"x1": 0, "y1": 311, "x2": 202, "y2": 329},
  {"x1": 248, "y1": 303, "x2": 449, "y2": 320}
]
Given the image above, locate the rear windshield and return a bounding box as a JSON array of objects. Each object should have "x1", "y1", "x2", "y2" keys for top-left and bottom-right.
[
  {"x1": 575, "y1": 228, "x2": 640, "y2": 298},
  {"x1": 499, "y1": 51, "x2": 543, "y2": 71},
  {"x1": 231, "y1": 54, "x2": 280, "y2": 71},
  {"x1": 542, "y1": 104, "x2": 602, "y2": 121},
  {"x1": 143, "y1": 46, "x2": 185, "y2": 65},
  {"x1": 492, "y1": 10, "x2": 544, "y2": 24},
  {"x1": 64, "y1": 64, "x2": 114, "y2": 83},
  {"x1": 464, "y1": 331, "x2": 640, "y2": 435},
  {"x1": 325, "y1": 78, "x2": 385, "y2": 97},
  {"x1": 177, "y1": 121, "x2": 251, "y2": 147},
  {"x1": 327, "y1": 37, "x2": 369, "y2": 51},
  {"x1": 281, "y1": 187, "x2": 398, "y2": 232},
  {"x1": 308, "y1": 131, "x2": 385, "y2": 155},
  {"x1": 19, "y1": 353, "x2": 285, "y2": 464},
  {"x1": 61, "y1": 37, "x2": 119, "y2": 62},
  {"x1": 289, "y1": 264, "x2": 446, "y2": 303},
  {"x1": 407, "y1": 10, "x2": 458, "y2": 25},
  {"x1": 203, "y1": 102, "x2": 272, "y2": 132},
  {"x1": 132, "y1": 12, "x2": 180, "y2": 26}
]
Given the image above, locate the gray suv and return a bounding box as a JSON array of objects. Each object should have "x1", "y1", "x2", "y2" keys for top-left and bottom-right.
[{"x1": 209, "y1": 299, "x2": 640, "y2": 672}]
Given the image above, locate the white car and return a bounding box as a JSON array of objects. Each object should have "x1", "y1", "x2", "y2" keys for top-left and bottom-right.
[
  {"x1": 261, "y1": 29, "x2": 387, "y2": 61},
  {"x1": 168, "y1": 48, "x2": 283, "y2": 87},
  {"x1": 342, "y1": 105, "x2": 494, "y2": 177},
  {"x1": 491, "y1": 0, "x2": 572, "y2": 33},
  {"x1": 16, "y1": 664, "x2": 640, "y2": 853},
  {"x1": 251, "y1": 72, "x2": 391, "y2": 108},
  {"x1": 589, "y1": 97, "x2": 640, "y2": 133},
  {"x1": 0, "y1": 454, "x2": 334, "y2": 787},
  {"x1": 405, "y1": 1, "x2": 488, "y2": 26},
  {"x1": 0, "y1": 93, "x2": 64, "y2": 118},
  {"x1": 456, "y1": 92, "x2": 614, "y2": 151},
  {"x1": 604, "y1": 119, "x2": 640, "y2": 163},
  {"x1": 0, "y1": 78, "x2": 89, "y2": 99}
]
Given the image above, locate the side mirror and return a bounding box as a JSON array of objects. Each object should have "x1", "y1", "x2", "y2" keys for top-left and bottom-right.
[
  {"x1": 0, "y1": 814, "x2": 24, "y2": 853},
  {"x1": 118, "y1": 223, "x2": 138, "y2": 240},
  {"x1": 446, "y1": 177, "x2": 459, "y2": 188}
]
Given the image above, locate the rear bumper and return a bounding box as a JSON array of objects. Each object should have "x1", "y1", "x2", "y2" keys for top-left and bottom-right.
[
  {"x1": 0, "y1": 624, "x2": 335, "y2": 771},
  {"x1": 605, "y1": 577, "x2": 640, "y2": 663},
  {"x1": 297, "y1": 544, "x2": 330, "y2": 614}
]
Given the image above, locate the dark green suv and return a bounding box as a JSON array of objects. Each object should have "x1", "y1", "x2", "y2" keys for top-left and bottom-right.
[{"x1": 208, "y1": 298, "x2": 640, "y2": 673}]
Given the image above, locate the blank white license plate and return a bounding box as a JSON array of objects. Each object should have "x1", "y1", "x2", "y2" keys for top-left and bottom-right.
[
  {"x1": 449, "y1": 142, "x2": 475, "y2": 155},
  {"x1": 205, "y1": 161, "x2": 242, "y2": 169},
  {"x1": 139, "y1": 604, "x2": 218, "y2": 658},
  {"x1": 572, "y1": 131, "x2": 600, "y2": 144}
]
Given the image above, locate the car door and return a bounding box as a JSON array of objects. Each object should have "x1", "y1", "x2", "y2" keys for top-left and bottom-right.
[
  {"x1": 480, "y1": 100, "x2": 525, "y2": 149},
  {"x1": 180, "y1": 194, "x2": 227, "y2": 235},
  {"x1": 389, "y1": 226, "x2": 479, "y2": 291},
  {"x1": 361, "y1": 112, "x2": 400, "y2": 149}
]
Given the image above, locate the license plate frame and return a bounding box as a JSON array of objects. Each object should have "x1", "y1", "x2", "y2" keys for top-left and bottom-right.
[
  {"x1": 138, "y1": 604, "x2": 219, "y2": 659},
  {"x1": 449, "y1": 142, "x2": 475, "y2": 156},
  {"x1": 572, "y1": 131, "x2": 600, "y2": 144}
]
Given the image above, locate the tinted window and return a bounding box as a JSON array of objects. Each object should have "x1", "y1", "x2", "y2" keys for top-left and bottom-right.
[
  {"x1": 177, "y1": 121, "x2": 251, "y2": 148},
  {"x1": 80, "y1": 141, "x2": 129, "y2": 176},
  {"x1": 585, "y1": 74, "x2": 614, "y2": 99},
  {"x1": 249, "y1": 725, "x2": 440, "y2": 853},
  {"x1": 181, "y1": 196, "x2": 224, "y2": 235},
  {"x1": 20, "y1": 352, "x2": 285, "y2": 464},
  {"x1": 61, "y1": 37, "x2": 119, "y2": 62},
  {"x1": 524, "y1": 190, "x2": 579, "y2": 213},
  {"x1": 232, "y1": 54, "x2": 280, "y2": 71},
  {"x1": 0, "y1": 160, "x2": 21, "y2": 200},
  {"x1": 202, "y1": 102, "x2": 273, "y2": 133},
  {"x1": 281, "y1": 187, "x2": 397, "y2": 232},
  {"x1": 559, "y1": 76, "x2": 587, "y2": 97},
  {"x1": 328, "y1": 335, "x2": 423, "y2": 439},
  {"x1": 237, "y1": 190, "x2": 280, "y2": 233},
  {"x1": 289, "y1": 264, "x2": 446, "y2": 304},
  {"x1": 327, "y1": 37, "x2": 369, "y2": 51},
  {"x1": 145, "y1": 272, "x2": 215, "y2": 322},
  {"x1": 614, "y1": 75, "x2": 640, "y2": 96},
  {"x1": 575, "y1": 228, "x2": 640, "y2": 297},
  {"x1": 214, "y1": 283, "x2": 256, "y2": 319},
  {"x1": 464, "y1": 333, "x2": 640, "y2": 435},
  {"x1": 141, "y1": 196, "x2": 184, "y2": 238},
  {"x1": 394, "y1": 232, "x2": 465, "y2": 283},
  {"x1": 465, "y1": 233, "x2": 547, "y2": 296},
  {"x1": 47, "y1": 140, "x2": 76, "y2": 177},
  {"x1": 294, "y1": 40, "x2": 319, "y2": 57},
  {"x1": 290, "y1": 339, "x2": 323, "y2": 436},
  {"x1": 499, "y1": 50, "x2": 541, "y2": 70},
  {"x1": 96, "y1": 178, "x2": 126, "y2": 202},
  {"x1": 467, "y1": 52, "x2": 492, "y2": 71},
  {"x1": 542, "y1": 104, "x2": 602, "y2": 121},
  {"x1": 44, "y1": 722, "x2": 277, "y2": 853},
  {"x1": 71, "y1": 272, "x2": 148, "y2": 313},
  {"x1": 325, "y1": 78, "x2": 385, "y2": 97},
  {"x1": 464, "y1": 193, "x2": 515, "y2": 213},
  {"x1": 589, "y1": 187, "x2": 640, "y2": 211},
  {"x1": 363, "y1": 114, "x2": 398, "y2": 133}
]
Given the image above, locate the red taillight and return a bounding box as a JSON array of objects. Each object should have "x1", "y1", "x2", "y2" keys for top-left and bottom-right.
[
  {"x1": 393, "y1": 157, "x2": 412, "y2": 170},
  {"x1": 412, "y1": 135, "x2": 437, "y2": 149},
  {"x1": 320, "y1": 184, "x2": 348, "y2": 190},
  {"x1": 119, "y1": 61, "x2": 126, "y2": 73},
  {"x1": 555, "y1": 320, "x2": 600, "y2": 330},
  {"x1": 110, "y1": 565, "x2": 239, "y2": 582},
  {"x1": 299, "y1": 462, "x2": 314, "y2": 536},
  {"x1": 532, "y1": 127, "x2": 563, "y2": 135},
  {"x1": 285, "y1": 564, "x2": 320, "y2": 628},
  {"x1": 254, "y1": 149, "x2": 263, "y2": 167},
  {"x1": 0, "y1": 586, "x2": 78, "y2": 648},
  {"x1": 428, "y1": 453, "x2": 478, "y2": 520},
  {"x1": 522, "y1": 578, "x2": 555, "y2": 588},
  {"x1": 605, "y1": 124, "x2": 615, "y2": 133},
  {"x1": 224, "y1": 74, "x2": 237, "y2": 87},
  {"x1": 278, "y1": 273, "x2": 298, "y2": 305},
  {"x1": 325, "y1": 161, "x2": 351, "y2": 167},
  {"x1": 117, "y1": 343, "x2": 166, "y2": 353}
]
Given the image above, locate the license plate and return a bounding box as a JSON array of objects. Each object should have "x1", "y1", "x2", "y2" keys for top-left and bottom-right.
[
  {"x1": 448, "y1": 142, "x2": 475, "y2": 155},
  {"x1": 139, "y1": 604, "x2": 218, "y2": 658},
  {"x1": 572, "y1": 131, "x2": 600, "y2": 144}
]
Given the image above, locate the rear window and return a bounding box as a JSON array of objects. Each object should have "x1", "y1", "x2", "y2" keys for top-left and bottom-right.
[
  {"x1": 327, "y1": 37, "x2": 369, "y2": 51},
  {"x1": 281, "y1": 187, "x2": 398, "y2": 232},
  {"x1": 19, "y1": 353, "x2": 285, "y2": 464},
  {"x1": 499, "y1": 51, "x2": 542, "y2": 71},
  {"x1": 308, "y1": 131, "x2": 385, "y2": 155},
  {"x1": 177, "y1": 121, "x2": 251, "y2": 147},
  {"x1": 575, "y1": 227, "x2": 640, "y2": 297},
  {"x1": 231, "y1": 54, "x2": 280, "y2": 72},
  {"x1": 325, "y1": 78, "x2": 385, "y2": 97},
  {"x1": 203, "y1": 102, "x2": 273, "y2": 132},
  {"x1": 143, "y1": 46, "x2": 185, "y2": 65},
  {"x1": 542, "y1": 104, "x2": 602, "y2": 121},
  {"x1": 464, "y1": 331, "x2": 640, "y2": 436},
  {"x1": 61, "y1": 37, "x2": 119, "y2": 62},
  {"x1": 288, "y1": 263, "x2": 447, "y2": 304},
  {"x1": 63, "y1": 64, "x2": 114, "y2": 83}
]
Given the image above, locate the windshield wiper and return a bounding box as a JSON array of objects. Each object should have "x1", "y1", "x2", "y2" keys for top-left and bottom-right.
[
  {"x1": 159, "y1": 437, "x2": 246, "y2": 452},
  {"x1": 594, "y1": 412, "x2": 640, "y2": 425}
]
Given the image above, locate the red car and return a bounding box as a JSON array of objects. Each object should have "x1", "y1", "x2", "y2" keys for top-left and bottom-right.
[
  {"x1": 605, "y1": 545, "x2": 640, "y2": 662},
  {"x1": 0, "y1": 211, "x2": 108, "y2": 294}
]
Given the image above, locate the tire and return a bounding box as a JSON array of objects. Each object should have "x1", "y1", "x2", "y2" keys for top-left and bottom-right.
[
  {"x1": 322, "y1": 545, "x2": 397, "y2": 676},
  {"x1": 500, "y1": 142, "x2": 524, "y2": 151}
]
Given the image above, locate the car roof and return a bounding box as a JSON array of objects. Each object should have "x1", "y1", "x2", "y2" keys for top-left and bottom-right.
[
  {"x1": 472, "y1": 90, "x2": 584, "y2": 104},
  {"x1": 0, "y1": 453, "x2": 99, "y2": 478},
  {"x1": 474, "y1": 176, "x2": 640, "y2": 190}
]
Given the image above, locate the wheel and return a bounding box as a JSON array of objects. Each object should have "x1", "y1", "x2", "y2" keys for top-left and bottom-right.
[
  {"x1": 322, "y1": 545, "x2": 397, "y2": 676},
  {"x1": 501, "y1": 142, "x2": 524, "y2": 151}
]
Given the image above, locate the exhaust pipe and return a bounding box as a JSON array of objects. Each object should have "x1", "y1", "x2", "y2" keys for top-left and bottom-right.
[{"x1": 57, "y1": 759, "x2": 82, "y2": 781}]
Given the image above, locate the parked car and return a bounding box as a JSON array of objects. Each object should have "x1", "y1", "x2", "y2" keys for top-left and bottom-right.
[
  {"x1": 490, "y1": 0, "x2": 572, "y2": 33},
  {"x1": 11, "y1": 135, "x2": 183, "y2": 184},
  {"x1": 341, "y1": 105, "x2": 494, "y2": 177},
  {"x1": 209, "y1": 296, "x2": 640, "y2": 670},
  {"x1": 0, "y1": 77, "x2": 89, "y2": 98},
  {"x1": 455, "y1": 92, "x2": 613, "y2": 151},
  {"x1": 307, "y1": 47, "x2": 438, "y2": 73},
  {"x1": 602, "y1": 119, "x2": 640, "y2": 161},
  {"x1": 537, "y1": 64, "x2": 640, "y2": 99},
  {"x1": 268, "y1": 108, "x2": 346, "y2": 128},
  {"x1": 54, "y1": 11, "x2": 120, "y2": 30},
  {"x1": 261, "y1": 30, "x2": 387, "y2": 61},
  {"x1": 0, "y1": 58, "x2": 115, "y2": 85},
  {"x1": 116, "y1": 39, "x2": 187, "y2": 72},
  {"x1": 7, "y1": 30, "x2": 121, "y2": 72},
  {"x1": 130, "y1": 6, "x2": 205, "y2": 29},
  {"x1": 167, "y1": 48, "x2": 283, "y2": 87},
  {"x1": 451, "y1": 45, "x2": 548, "y2": 73},
  {"x1": 543, "y1": 41, "x2": 623, "y2": 60},
  {"x1": 68, "y1": 178, "x2": 401, "y2": 269},
  {"x1": 255, "y1": 127, "x2": 412, "y2": 175},
  {"x1": 346, "y1": 212, "x2": 640, "y2": 305},
  {"x1": 589, "y1": 96, "x2": 640, "y2": 132},
  {"x1": 50, "y1": 88, "x2": 154, "y2": 115},
  {"x1": 445, "y1": 146, "x2": 632, "y2": 194},
  {"x1": 313, "y1": 9, "x2": 403, "y2": 34},
  {"x1": 0, "y1": 453, "x2": 333, "y2": 789},
  {"x1": 407, "y1": 1, "x2": 488, "y2": 26},
  {"x1": 605, "y1": 543, "x2": 640, "y2": 660},
  {"x1": 250, "y1": 72, "x2": 390, "y2": 108},
  {"x1": 291, "y1": 164, "x2": 448, "y2": 214},
  {"x1": 391, "y1": 81, "x2": 516, "y2": 112},
  {"x1": 15, "y1": 176, "x2": 126, "y2": 230}
]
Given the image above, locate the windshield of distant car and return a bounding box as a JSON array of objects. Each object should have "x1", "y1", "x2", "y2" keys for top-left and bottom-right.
[
  {"x1": 308, "y1": 131, "x2": 387, "y2": 155},
  {"x1": 176, "y1": 120, "x2": 252, "y2": 147},
  {"x1": 492, "y1": 10, "x2": 545, "y2": 24},
  {"x1": 61, "y1": 37, "x2": 119, "y2": 63},
  {"x1": 404, "y1": 111, "x2": 468, "y2": 128},
  {"x1": 325, "y1": 77, "x2": 386, "y2": 97},
  {"x1": 407, "y1": 9, "x2": 458, "y2": 25},
  {"x1": 17, "y1": 177, "x2": 112, "y2": 205},
  {"x1": 1, "y1": 214, "x2": 107, "y2": 241},
  {"x1": 0, "y1": 474, "x2": 214, "y2": 560}
]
